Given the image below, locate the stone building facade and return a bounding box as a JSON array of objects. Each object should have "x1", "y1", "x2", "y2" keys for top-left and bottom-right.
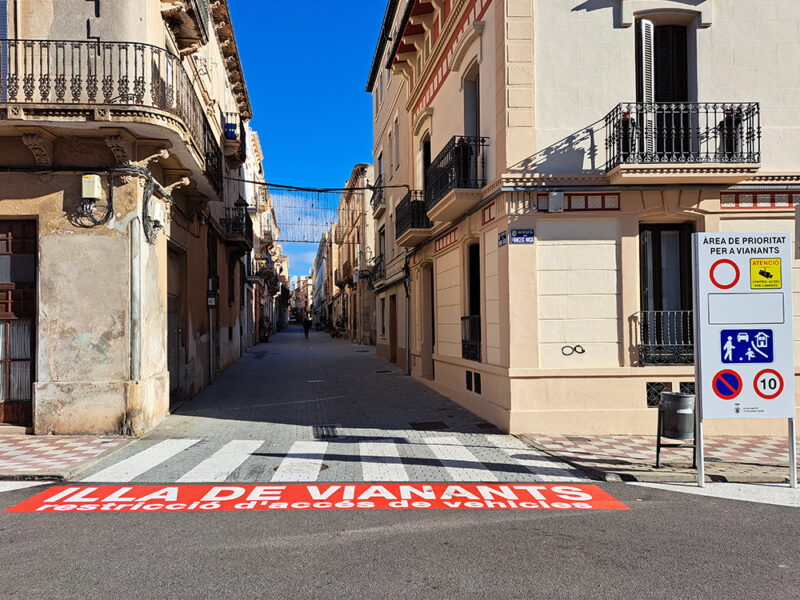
[
  {"x1": 368, "y1": 0, "x2": 800, "y2": 434},
  {"x1": 0, "y1": 0, "x2": 265, "y2": 434},
  {"x1": 334, "y1": 164, "x2": 376, "y2": 345}
]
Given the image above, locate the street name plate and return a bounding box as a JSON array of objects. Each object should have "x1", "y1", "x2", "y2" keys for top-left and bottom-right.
[{"x1": 693, "y1": 233, "x2": 795, "y2": 419}]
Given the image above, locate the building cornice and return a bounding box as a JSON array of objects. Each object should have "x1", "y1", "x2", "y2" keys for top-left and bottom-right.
[{"x1": 210, "y1": 0, "x2": 253, "y2": 119}]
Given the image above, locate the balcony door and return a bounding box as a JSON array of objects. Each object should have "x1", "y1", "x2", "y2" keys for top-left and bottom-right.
[
  {"x1": 0, "y1": 221, "x2": 36, "y2": 426},
  {"x1": 637, "y1": 20, "x2": 692, "y2": 159},
  {"x1": 639, "y1": 224, "x2": 694, "y2": 364}
]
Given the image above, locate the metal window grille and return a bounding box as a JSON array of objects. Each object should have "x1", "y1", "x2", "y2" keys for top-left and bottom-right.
[{"x1": 646, "y1": 381, "x2": 672, "y2": 408}]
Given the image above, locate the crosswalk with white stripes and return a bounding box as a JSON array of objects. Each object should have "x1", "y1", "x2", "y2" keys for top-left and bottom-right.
[{"x1": 80, "y1": 433, "x2": 590, "y2": 484}]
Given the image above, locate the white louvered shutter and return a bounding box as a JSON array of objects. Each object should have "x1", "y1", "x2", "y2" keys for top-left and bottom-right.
[{"x1": 638, "y1": 19, "x2": 655, "y2": 154}]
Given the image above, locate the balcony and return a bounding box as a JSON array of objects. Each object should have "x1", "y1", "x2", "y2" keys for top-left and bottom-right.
[
  {"x1": 395, "y1": 190, "x2": 431, "y2": 247},
  {"x1": 371, "y1": 175, "x2": 385, "y2": 217},
  {"x1": 249, "y1": 255, "x2": 274, "y2": 279},
  {"x1": 372, "y1": 254, "x2": 386, "y2": 281},
  {"x1": 222, "y1": 111, "x2": 246, "y2": 168},
  {"x1": 425, "y1": 136, "x2": 488, "y2": 223},
  {"x1": 335, "y1": 260, "x2": 353, "y2": 289},
  {"x1": 0, "y1": 39, "x2": 223, "y2": 196},
  {"x1": 635, "y1": 310, "x2": 694, "y2": 366},
  {"x1": 161, "y1": 0, "x2": 211, "y2": 55},
  {"x1": 461, "y1": 316, "x2": 481, "y2": 362},
  {"x1": 221, "y1": 206, "x2": 253, "y2": 250},
  {"x1": 604, "y1": 102, "x2": 761, "y2": 184}
]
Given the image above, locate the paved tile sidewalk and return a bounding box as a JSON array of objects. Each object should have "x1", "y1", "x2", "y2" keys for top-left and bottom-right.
[
  {"x1": 0, "y1": 437, "x2": 129, "y2": 480},
  {"x1": 522, "y1": 434, "x2": 798, "y2": 483}
]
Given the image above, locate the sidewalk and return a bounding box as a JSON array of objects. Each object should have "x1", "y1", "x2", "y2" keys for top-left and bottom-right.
[
  {"x1": 522, "y1": 434, "x2": 798, "y2": 483},
  {"x1": 0, "y1": 436, "x2": 129, "y2": 481}
]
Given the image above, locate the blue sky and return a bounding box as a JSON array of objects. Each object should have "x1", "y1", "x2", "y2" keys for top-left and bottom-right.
[{"x1": 229, "y1": 1, "x2": 386, "y2": 278}]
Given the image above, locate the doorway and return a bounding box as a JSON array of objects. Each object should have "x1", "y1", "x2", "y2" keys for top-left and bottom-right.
[
  {"x1": 637, "y1": 20, "x2": 692, "y2": 159},
  {"x1": 0, "y1": 221, "x2": 36, "y2": 426},
  {"x1": 389, "y1": 294, "x2": 397, "y2": 364},
  {"x1": 420, "y1": 264, "x2": 435, "y2": 379},
  {"x1": 639, "y1": 223, "x2": 694, "y2": 364},
  {"x1": 167, "y1": 247, "x2": 186, "y2": 405}
]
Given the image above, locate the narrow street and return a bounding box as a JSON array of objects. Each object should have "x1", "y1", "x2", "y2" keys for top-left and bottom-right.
[
  {"x1": 2, "y1": 330, "x2": 798, "y2": 598},
  {"x1": 78, "y1": 327, "x2": 587, "y2": 484}
]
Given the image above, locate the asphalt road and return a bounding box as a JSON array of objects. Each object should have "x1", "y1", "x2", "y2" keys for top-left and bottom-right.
[{"x1": 1, "y1": 481, "x2": 798, "y2": 599}]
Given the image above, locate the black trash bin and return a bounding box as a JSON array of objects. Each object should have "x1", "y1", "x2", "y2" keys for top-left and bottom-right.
[{"x1": 656, "y1": 391, "x2": 696, "y2": 468}]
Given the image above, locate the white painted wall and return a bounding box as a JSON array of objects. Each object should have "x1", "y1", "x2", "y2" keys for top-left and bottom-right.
[{"x1": 536, "y1": 219, "x2": 621, "y2": 368}]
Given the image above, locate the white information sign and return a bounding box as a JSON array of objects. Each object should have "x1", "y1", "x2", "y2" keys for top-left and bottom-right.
[{"x1": 693, "y1": 233, "x2": 795, "y2": 420}]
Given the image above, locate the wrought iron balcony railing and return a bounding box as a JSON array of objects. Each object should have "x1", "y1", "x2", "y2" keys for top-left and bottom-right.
[
  {"x1": 371, "y1": 254, "x2": 385, "y2": 282},
  {"x1": 371, "y1": 175, "x2": 385, "y2": 213},
  {"x1": 636, "y1": 310, "x2": 694, "y2": 366},
  {"x1": 0, "y1": 39, "x2": 222, "y2": 193},
  {"x1": 461, "y1": 315, "x2": 481, "y2": 362},
  {"x1": 395, "y1": 190, "x2": 431, "y2": 241},
  {"x1": 604, "y1": 102, "x2": 761, "y2": 171},
  {"x1": 221, "y1": 207, "x2": 253, "y2": 243},
  {"x1": 425, "y1": 136, "x2": 488, "y2": 212},
  {"x1": 221, "y1": 110, "x2": 246, "y2": 164},
  {"x1": 249, "y1": 256, "x2": 274, "y2": 279}
]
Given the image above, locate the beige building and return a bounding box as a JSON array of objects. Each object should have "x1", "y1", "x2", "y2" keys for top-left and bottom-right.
[
  {"x1": 368, "y1": 0, "x2": 800, "y2": 435},
  {"x1": 367, "y1": 32, "x2": 412, "y2": 366},
  {"x1": 292, "y1": 275, "x2": 312, "y2": 319},
  {"x1": 335, "y1": 165, "x2": 377, "y2": 345},
  {"x1": 0, "y1": 0, "x2": 264, "y2": 434}
]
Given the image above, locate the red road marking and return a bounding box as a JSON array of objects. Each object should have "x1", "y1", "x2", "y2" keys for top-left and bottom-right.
[
  {"x1": 709, "y1": 259, "x2": 740, "y2": 290},
  {"x1": 753, "y1": 369, "x2": 784, "y2": 400},
  {"x1": 5, "y1": 484, "x2": 630, "y2": 513}
]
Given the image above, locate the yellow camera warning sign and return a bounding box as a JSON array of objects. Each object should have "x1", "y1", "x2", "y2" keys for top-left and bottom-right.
[{"x1": 750, "y1": 258, "x2": 782, "y2": 289}]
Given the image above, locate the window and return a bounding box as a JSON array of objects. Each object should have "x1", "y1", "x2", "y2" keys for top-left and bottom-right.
[
  {"x1": 636, "y1": 18, "x2": 692, "y2": 158},
  {"x1": 387, "y1": 131, "x2": 393, "y2": 175},
  {"x1": 228, "y1": 258, "x2": 236, "y2": 306},
  {"x1": 377, "y1": 152, "x2": 383, "y2": 179},
  {"x1": 393, "y1": 118, "x2": 400, "y2": 170},
  {"x1": 381, "y1": 298, "x2": 386, "y2": 335}
]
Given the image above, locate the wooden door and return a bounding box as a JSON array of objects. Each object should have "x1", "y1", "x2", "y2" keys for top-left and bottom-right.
[{"x1": 0, "y1": 221, "x2": 36, "y2": 425}]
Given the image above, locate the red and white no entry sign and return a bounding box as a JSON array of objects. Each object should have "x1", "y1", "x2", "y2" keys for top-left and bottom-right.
[{"x1": 709, "y1": 259, "x2": 740, "y2": 289}]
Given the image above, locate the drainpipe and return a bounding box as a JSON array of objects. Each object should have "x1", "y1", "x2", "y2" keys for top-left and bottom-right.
[
  {"x1": 208, "y1": 277, "x2": 215, "y2": 384},
  {"x1": 126, "y1": 214, "x2": 142, "y2": 437},
  {"x1": 130, "y1": 216, "x2": 141, "y2": 383},
  {"x1": 357, "y1": 240, "x2": 363, "y2": 344},
  {"x1": 403, "y1": 250, "x2": 411, "y2": 375}
]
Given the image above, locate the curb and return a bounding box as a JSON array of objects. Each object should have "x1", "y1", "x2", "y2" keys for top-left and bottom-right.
[
  {"x1": 0, "y1": 438, "x2": 136, "y2": 482},
  {"x1": 516, "y1": 434, "x2": 794, "y2": 484}
]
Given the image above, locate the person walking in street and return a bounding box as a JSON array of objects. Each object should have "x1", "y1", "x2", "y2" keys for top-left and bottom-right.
[{"x1": 303, "y1": 316, "x2": 311, "y2": 340}]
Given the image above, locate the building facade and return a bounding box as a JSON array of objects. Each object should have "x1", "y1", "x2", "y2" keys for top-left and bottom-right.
[
  {"x1": 334, "y1": 165, "x2": 376, "y2": 345},
  {"x1": 368, "y1": 0, "x2": 800, "y2": 434},
  {"x1": 0, "y1": 0, "x2": 264, "y2": 434}
]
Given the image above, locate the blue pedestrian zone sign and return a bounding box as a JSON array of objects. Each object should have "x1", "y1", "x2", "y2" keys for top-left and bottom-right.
[
  {"x1": 510, "y1": 229, "x2": 535, "y2": 244},
  {"x1": 720, "y1": 329, "x2": 774, "y2": 364}
]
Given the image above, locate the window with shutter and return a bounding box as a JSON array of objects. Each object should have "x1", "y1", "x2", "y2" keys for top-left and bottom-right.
[
  {"x1": 195, "y1": 0, "x2": 211, "y2": 40},
  {"x1": 654, "y1": 26, "x2": 688, "y2": 102},
  {"x1": 636, "y1": 19, "x2": 654, "y2": 104}
]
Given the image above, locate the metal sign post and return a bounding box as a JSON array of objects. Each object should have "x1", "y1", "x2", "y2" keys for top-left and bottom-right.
[{"x1": 693, "y1": 233, "x2": 797, "y2": 488}]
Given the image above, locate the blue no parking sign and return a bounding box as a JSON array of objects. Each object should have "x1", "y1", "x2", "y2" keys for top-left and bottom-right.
[{"x1": 711, "y1": 369, "x2": 742, "y2": 400}]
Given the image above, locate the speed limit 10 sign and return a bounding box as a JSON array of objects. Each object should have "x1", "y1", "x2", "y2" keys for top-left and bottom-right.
[{"x1": 693, "y1": 233, "x2": 795, "y2": 420}]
